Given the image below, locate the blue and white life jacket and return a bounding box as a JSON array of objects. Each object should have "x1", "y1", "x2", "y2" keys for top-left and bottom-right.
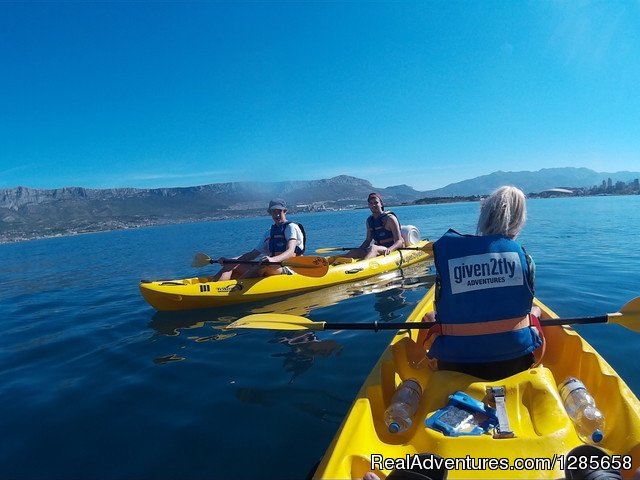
[
  {"x1": 429, "y1": 229, "x2": 541, "y2": 363},
  {"x1": 268, "y1": 222, "x2": 305, "y2": 256},
  {"x1": 367, "y1": 212, "x2": 398, "y2": 247}
]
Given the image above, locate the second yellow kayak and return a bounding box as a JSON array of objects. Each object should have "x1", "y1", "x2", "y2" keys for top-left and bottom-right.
[{"x1": 139, "y1": 240, "x2": 432, "y2": 311}]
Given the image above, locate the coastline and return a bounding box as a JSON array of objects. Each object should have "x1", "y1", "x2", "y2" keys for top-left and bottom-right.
[{"x1": 2, "y1": 192, "x2": 637, "y2": 245}]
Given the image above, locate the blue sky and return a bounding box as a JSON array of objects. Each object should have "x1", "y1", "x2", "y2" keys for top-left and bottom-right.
[{"x1": 1, "y1": 1, "x2": 640, "y2": 191}]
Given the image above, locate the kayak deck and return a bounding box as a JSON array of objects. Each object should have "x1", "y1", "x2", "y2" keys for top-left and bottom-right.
[
  {"x1": 313, "y1": 287, "x2": 640, "y2": 479},
  {"x1": 139, "y1": 241, "x2": 431, "y2": 310}
]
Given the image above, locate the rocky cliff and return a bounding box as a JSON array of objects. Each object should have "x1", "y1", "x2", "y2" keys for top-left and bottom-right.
[{"x1": 0, "y1": 175, "x2": 424, "y2": 242}]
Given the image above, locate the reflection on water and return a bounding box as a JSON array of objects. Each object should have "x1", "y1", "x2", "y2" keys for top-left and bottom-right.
[
  {"x1": 249, "y1": 261, "x2": 434, "y2": 317},
  {"x1": 149, "y1": 316, "x2": 208, "y2": 336},
  {"x1": 235, "y1": 384, "x2": 350, "y2": 423},
  {"x1": 373, "y1": 288, "x2": 408, "y2": 322},
  {"x1": 148, "y1": 307, "x2": 244, "y2": 336},
  {"x1": 269, "y1": 331, "x2": 343, "y2": 383},
  {"x1": 153, "y1": 353, "x2": 186, "y2": 364},
  {"x1": 189, "y1": 332, "x2": 237, "y2": 342},
  {"x1": 147, "y1": 261, "x2": 434, "y2": 338},
  {"x1": 146, "y1": 262, "x2": 434, "y2": 379}
]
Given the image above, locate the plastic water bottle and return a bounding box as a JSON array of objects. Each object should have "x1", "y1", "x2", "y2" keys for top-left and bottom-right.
[
  {"x1": 384, "y1": 378, "x2": 422, "y2": 433},
  {"x1": 559, "y1": 377, "x2": 605, "y2": 443}
]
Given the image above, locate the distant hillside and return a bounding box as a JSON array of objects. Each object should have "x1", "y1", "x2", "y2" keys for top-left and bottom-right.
[
  {"x1": 0, "y1": 175, "x2": 425, "y2": 243},
  {"x1": 3, "y1": 167, "x2": 639, "y2": 243},
  {"x1": 421, "y1": 167, "x2": 640, "y2": 197}
]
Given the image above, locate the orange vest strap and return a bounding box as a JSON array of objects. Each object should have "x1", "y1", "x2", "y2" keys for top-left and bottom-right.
[{"x1": 429, "y1": 315, "x2": 531, "y2": 338}]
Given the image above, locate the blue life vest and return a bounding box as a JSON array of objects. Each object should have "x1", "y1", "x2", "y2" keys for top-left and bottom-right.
[
  {"x1": 367, "y1": 212, "x2": 398, "y2": 247},
  {"x1": 268, "y1": 222, "x2": 305, "y2": 256},
  {"x1": 430, "y1": 229, "x2": 541, "y2": 363}
]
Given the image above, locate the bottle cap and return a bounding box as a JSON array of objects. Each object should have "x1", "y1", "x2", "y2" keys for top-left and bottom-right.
[
  {"x1": 388, "y1": 422, "x2": 400, "y2": 434},
  {"x1": 592, "y1": 430, "x2": 604, "y2": 443}
]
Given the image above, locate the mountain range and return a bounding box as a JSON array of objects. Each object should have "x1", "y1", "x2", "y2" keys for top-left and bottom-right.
[{"x1": 1, "y1": 167, "x2": 638, "y2": 243}]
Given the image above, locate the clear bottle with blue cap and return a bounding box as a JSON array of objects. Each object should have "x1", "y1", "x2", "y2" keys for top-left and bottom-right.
[
  {"x1": 384, "y1": 378, "x2": 422, "y2": 434},
  {"x1": 559, "y1": 377, "x2": 605, "y2": 443}
]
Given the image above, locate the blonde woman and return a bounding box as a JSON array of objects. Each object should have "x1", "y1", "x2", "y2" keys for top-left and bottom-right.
[{"x1": 425, "y1": 186, "x2": 542, "y2": 380}]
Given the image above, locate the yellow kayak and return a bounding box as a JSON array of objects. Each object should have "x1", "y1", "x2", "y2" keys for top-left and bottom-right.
[
  {"x1": 139, "y1": 240, "x2": 431, "y2": 311},
  {"x1": 313, "y1": 286, "x2": 640, "y2": 479}
]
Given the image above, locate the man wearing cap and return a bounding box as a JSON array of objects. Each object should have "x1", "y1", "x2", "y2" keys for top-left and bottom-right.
[{"x1": 213, "y1": 198, "x2": 305, "y2": 280}]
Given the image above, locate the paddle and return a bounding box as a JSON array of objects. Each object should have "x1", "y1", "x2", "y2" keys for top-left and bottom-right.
[
  {"x1": 315, "y1": 243, "x2": 433, "y2": 254},
  {"x1": 227, "y1": 296, "x2": 640, "y2": 332},
  {"x1": 191, "y1": 253, "x2": 329, "y2": 278}
]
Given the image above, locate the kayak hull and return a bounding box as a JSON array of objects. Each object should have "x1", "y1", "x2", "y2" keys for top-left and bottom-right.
[
  {"x1": 313, "y1": 287, "x2": 640, "y2": 479},
  {"x1": 139, "y1": 241, "x2": 431, "y2": 311}
]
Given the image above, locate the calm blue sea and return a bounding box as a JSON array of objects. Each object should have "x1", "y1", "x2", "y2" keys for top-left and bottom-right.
[{"x1": 1, "y1": 196, "x2": 639, "y2": 479}]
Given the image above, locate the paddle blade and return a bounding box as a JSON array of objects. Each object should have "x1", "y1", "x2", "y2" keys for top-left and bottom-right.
[
  {"x1": 613, "y1": 296, "x2": 640, "y2": 332},
  {"x1": 192, "y1": 252, "x2": 213, "y2": 267},
  {"x1": 283, "y1": 256, "x2": 330, "y2": 277},
  {"x1": 226, "y1": 313, "x2": 326, "y2": 331}
]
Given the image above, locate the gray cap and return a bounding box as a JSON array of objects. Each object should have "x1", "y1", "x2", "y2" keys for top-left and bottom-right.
[{"x1": 267, "y1": 198, "x2": 287, "y2": 212}]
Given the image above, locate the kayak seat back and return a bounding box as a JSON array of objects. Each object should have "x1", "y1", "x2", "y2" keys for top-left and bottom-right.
[{"x1": 401, "y1": 225, "x2": 421, "y2": 245}]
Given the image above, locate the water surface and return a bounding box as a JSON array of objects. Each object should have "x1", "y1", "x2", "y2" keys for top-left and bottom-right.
[{"x1": 1, "y1": 195, "x2": 638, "y2": 479}]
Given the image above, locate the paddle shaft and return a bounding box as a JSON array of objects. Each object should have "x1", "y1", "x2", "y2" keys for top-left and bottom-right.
[
  {"x1": 212, "y1": 258, "x2": 301, "y2": 267},
  {"x1": 334, "y1": 246, "x2": 425, "y2": 251},
  {"x1": 323, "y1": 321, "x2": 433, "y2": 331},
  {"x1": 320, "y1": 315, "x2": 611, "y2": 331},
  {"x1": 193, "y1": 251, "x2": 329, "y2": 277},
  {"x1": 536, "y1": 315, "x2": 609, "y2": 326},
  {"x1": 228, "y1": 296, "x2": 638, "y2": 332}
]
